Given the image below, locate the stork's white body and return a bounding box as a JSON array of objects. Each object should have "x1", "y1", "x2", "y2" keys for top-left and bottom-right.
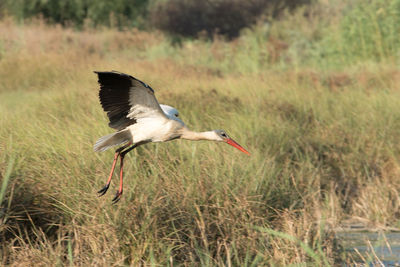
[{"x1": 127, "y1": 112, "x2": 180, "y2": 143}]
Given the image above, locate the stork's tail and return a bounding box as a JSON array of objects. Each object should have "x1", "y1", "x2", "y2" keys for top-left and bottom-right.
[{"x1": 94, "y1": 129, "x2": 132, "y2": 152}]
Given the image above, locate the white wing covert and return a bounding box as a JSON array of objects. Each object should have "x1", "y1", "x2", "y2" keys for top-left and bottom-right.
[{"x1": 127, "y1": 78, "x2": 166, "y2": 122}]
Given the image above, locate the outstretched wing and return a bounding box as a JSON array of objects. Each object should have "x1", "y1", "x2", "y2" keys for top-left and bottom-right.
[{"x1": 95, "y1": 71, "x2": 167, "y2": 130}]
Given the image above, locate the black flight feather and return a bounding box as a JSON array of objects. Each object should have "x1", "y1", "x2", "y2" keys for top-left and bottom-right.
[{"x1": 95, "y1": 71, "x2": 137, "y2": 130}]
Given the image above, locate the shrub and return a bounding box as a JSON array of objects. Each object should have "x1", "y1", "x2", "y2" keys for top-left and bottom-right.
[{"x1": 150, "y1": 0, "x2": 311, "y2": 39}]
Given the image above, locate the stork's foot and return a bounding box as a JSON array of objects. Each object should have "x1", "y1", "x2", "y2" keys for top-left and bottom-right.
[
  {"x1": 97, "y1": 184, "x2": 110, "y2": 196},
  {"x1": 112, "y1": 190, "x2": 123, "y2": 204}
]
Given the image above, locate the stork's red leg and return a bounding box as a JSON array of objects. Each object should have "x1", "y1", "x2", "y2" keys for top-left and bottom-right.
[
  {"x1": 98, "y1": 143, "x2": 131, "y2": 196},
  {"x1": 112, "y1": 154, "x2": 125, "y2": 203},
  {"x1": 108, "y1": 141, "x2": 145, "y2": 203},
  {"x1": 97, "y1": 151, "x2": 119, "y2": 196}
]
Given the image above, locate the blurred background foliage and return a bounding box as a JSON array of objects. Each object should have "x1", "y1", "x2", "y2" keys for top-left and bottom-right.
[
  {"x1": 0, "y1": 0, "x2": 399, "y2": 66},
  {"x1": 1, "y1": 0, "x2": 150, "y2": 28},
  {"x1": 149, "y1": 0, "x2": 311, "y2": 38},
  {"x1": 1, "y1": 0, "x2": 311, "y2": 35}
]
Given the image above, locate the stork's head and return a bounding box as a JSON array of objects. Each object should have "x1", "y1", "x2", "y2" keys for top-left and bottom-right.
[{"x1": 213, "y1": 129, "x2": 250, "y2": 155}]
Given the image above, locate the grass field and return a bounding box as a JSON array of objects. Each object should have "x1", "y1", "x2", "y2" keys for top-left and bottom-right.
[{"x1": 1, "y1": 0, "x2": 400, "y2": 265}]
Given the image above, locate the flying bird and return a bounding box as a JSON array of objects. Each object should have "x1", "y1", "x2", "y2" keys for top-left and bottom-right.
[{"x1": 94, "y1": 71, "x2": 250, "y2": 203}]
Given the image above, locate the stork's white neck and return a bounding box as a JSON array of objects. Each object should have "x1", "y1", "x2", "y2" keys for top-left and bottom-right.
[{"x1": 180, "y1": 129, "x2": 220, "y2": 141}]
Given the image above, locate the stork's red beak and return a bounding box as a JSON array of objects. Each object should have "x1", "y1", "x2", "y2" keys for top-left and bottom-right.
[{"x1": 225, "y1": 138, "x2": 250, "y2": 155}]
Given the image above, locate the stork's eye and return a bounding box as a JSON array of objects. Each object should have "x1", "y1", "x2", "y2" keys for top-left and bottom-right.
[{"x1": 221, "y1": 133, "x2": 227, "y2": 137}]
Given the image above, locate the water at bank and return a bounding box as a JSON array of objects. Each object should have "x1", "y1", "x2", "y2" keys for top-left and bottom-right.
[{"x1": 335, "y1": 231, "x2": 400, "y2": 266}]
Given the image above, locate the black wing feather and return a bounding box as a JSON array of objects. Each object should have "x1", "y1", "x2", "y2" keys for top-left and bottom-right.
[{"x1": 95, "y1": 71, "x2": 137, "y2": 130}]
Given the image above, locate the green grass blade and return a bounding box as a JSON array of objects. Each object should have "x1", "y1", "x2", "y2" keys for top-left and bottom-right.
[{"x1": 0, "y1": 156, "x2": 14, "y2": 204}]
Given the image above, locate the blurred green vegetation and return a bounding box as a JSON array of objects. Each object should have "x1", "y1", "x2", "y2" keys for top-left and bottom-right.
[
  {"x1": 1, "y1": 0, "x2": 150, "y2": 28},
  {"x1": 149, "y1": 0, "x2": 311, "y2": 38},
  {"x1": 0, "y1": 0, "x2": 312, "y2": 34},
  {"x1": 338, "y1": 0, "x2": 400, "y2": 63},
  {"x1": 1, "y1": 0, "x2": 399, "y2": 64},
  {"x1": 154, "y1": 0, "x2": 400, "y2": 71}
]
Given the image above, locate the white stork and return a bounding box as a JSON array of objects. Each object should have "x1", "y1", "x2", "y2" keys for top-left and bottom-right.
[{"x1": 94, "y1": 71, "x2": 250, "y2": 203}]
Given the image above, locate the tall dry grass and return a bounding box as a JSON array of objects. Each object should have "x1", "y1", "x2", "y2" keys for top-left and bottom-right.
[{"x1": 1, "y1": 2, "x2": 400, "y2": 264}]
